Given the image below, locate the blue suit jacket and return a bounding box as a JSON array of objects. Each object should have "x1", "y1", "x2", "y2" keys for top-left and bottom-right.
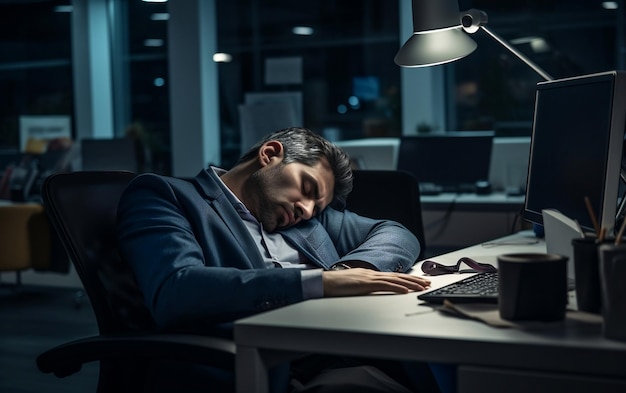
[{"x1": 116, "y1": 169, "x2": 421, "y2": 331}]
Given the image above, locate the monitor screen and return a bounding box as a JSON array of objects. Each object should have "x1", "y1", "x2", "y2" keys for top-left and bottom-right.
[
  {"x1": 333, "y1": 138, "x2": 399, "y2": 170},
  {"x1": 397, "y1": 131, "x2": 494, "y2": 188},
  {"x1": 524, "y1": 71, "x2": 626, "y2": 233}
]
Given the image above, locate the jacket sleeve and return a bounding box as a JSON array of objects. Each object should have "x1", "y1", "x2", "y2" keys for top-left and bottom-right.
[
  {"x1": 116, "y1": 174, "x2": 304, "y2": 330},
  {"x1": 318, "y1": 207, "x2": 421, "y2": 273}
]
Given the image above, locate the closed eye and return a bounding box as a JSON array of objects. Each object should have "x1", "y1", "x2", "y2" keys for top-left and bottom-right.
[{"x1": 302, "y1": 176, "x2": 322, "y2": 217}]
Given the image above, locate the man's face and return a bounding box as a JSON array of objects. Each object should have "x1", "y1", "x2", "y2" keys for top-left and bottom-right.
[{"x1": 242, "y1": 159, "x2": 335, "y2": 232}]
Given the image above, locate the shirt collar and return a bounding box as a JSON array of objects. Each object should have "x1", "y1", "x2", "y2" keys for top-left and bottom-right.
[{"x1": 210, "y1": 166, "x2": 256, "y2": 220}]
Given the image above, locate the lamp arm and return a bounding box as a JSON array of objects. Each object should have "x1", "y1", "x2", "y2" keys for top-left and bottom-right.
[
  {"x1": 461, "y1": 8, "x2": 553, "y2": 82},
  {"x1": 479, "y1": 26, "x2": 553, "y2": 81}
]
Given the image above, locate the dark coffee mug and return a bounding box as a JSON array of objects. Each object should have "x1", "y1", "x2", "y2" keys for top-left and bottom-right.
[
  {"x1": 498, "y1": 253, "x2": 568, "y2": 321},
  {"x1": 571, "y1": 237, "x2": 603, "y2": 313}
]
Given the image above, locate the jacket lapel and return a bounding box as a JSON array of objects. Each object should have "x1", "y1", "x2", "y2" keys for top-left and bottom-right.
[
  {"x1": 192, "y1": 169, "x2": 266, "y2": 269},
  {"x1": 191, "y1": 168, "x2": 339, "y2": 270}
]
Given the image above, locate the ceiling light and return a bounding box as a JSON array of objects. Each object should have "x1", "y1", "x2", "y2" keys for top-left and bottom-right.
[
  {"x1": 509, "y1": 36, "x2": 551, "y2": 53},
  {"x1": 144, "y1": 39, "x2": 164, "y2": 47},
  {"x1": 213, "y1": 53, "x2": 232, "y2": 63},
  {"x1": 54, "y1": 5, "x2": 73, "y2": 13},
  {"x1": 151, "y1": 13, "x2": 170, "y2": 21},
  {"x1": 292, "y1": 26, "x2": 314, "y2": 36}
]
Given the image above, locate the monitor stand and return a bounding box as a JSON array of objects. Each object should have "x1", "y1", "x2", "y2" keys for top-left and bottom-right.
[{"x1": 614, "y1": 169, "x2": 626, "y2": 229}]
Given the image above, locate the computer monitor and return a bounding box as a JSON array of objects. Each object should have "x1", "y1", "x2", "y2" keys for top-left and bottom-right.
[
  {"x1": 397, "y1": 131, "x2": 494, "y2": 190},
  {"x1": 81, "y1": 138, "x2": 139, "y2": 172},
  {"x1": 524, "y1": 71, "x2": 626, "y2": 234}
]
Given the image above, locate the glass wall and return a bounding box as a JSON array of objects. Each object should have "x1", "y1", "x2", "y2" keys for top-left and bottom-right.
[
  {"x1": 451, "y1": 0, "x2": 624, "y2": 135},
  {"x1": 119, "y1": 0, "x2": 171, "y2": 174},
  {"x1": 215, "y1": 0, "x2": 401, "y2": 168},
  {"x1": 0, "y1": 0, "x2": 624, "y2": 175},
  {"x1": 214, "y1": 0, "x2": 625, "y2": 167},
  {"x1": 0, "y1": 2, "x2": 73, "y2": 149}
]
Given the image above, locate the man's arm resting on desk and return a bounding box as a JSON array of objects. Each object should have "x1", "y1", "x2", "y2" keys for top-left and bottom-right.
[
  {"x1": 320, "y1": 207, "x2": 422, "y2": 273},
  {"x1": 322, "y1": 268, "x2": 431, "y2": 296}
]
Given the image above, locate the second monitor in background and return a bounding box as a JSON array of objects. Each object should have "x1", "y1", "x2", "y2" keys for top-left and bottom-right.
[
  {"x1": 81, "y1": 138, "x2": 139, "y2": 172},
  {"x1": 333, "y1": 138, "x2": 399, "y2": 170},
  {"x1": 397, "y1": 131, "x2": 495, "y2": 194}
]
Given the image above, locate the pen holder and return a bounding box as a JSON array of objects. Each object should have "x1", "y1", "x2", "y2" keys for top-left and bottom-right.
[
  {"x1": 571, "y1": 237, "x2": 603, "y2": 313},
  {"x1": 598, "y1": 243, "x2": 626, "y2": 342}
]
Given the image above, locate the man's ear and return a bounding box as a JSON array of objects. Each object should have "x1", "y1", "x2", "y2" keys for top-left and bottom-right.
[{"x1": 258, "y1": 141, "x2": 284, "y2": 166}]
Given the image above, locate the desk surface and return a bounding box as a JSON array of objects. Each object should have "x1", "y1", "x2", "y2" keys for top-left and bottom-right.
[{"x1": 235, "y1": 231, "x2": 626, "y2": 393}]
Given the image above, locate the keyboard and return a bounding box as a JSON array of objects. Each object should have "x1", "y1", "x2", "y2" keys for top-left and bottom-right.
[
  {"x1": 418, "y1": 182, "x2": 479, "y2": 195},
  {"x1": 418, "y1": 273, "x2": 577, "y2": 304},
  {"x1": 417, "y1": 272, "x2": 499, "y2": 304}
]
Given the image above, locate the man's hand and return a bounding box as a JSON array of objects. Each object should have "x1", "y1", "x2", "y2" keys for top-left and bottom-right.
[{"x1": 322, "y1": 268, "x2": 431, "y2": 297}]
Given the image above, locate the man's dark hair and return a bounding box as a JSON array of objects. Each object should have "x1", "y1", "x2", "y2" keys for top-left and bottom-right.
[{"x1": 238, "y1": 127, "x2": 353, "y2": 205}]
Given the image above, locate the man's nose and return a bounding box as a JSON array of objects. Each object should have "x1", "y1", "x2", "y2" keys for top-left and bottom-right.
[{"x1": 297, "y1": 199, "x2": 315, "y2": 220}]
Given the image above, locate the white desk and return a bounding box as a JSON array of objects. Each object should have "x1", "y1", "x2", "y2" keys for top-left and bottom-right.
[{"x1": 235, "y1": 231, "x2": 626, "y2": 393}]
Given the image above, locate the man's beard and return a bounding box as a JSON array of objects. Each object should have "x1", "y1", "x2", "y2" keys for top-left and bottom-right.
[{"x1": 243, "y1": 164, "x2": 284, "y2": 232}]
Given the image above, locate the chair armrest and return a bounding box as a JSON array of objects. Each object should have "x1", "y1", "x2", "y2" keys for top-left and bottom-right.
[{"x1": 36, "y1": 333, "x2": 236, "y2": 378}]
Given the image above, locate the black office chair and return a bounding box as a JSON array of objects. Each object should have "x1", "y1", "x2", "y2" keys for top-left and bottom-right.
[
  {"x1": 36, "y1": 171, "x2": 235, "y2": 392},
  {"x1": 345, "y1": 170, "x2": 426, "y2": 260}
]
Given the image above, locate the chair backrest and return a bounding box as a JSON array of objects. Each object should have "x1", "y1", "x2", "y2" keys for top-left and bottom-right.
[
  {"x1": 345, "y1": 170, "x2": 426, "y2": 260},
  {"x1": 41, "y1": 171, "x2": 155, "y2": 334}
]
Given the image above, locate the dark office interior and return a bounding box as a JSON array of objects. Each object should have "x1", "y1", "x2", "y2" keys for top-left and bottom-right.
[
  {"x1": 0, "y1": 0, "x2": 622, "y2": 170},
  {"x1": 1, "y1": 0, "x2": 625, "y2": 392}
]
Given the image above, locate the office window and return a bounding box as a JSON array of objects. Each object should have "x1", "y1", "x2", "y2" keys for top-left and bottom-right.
[
  {"x1": 116, "y1": 0, "x2": 171, "y2": 174},
  {"x1": 2, "y1": 1, "x2": 622, "y2": 176},
  {"x1": 451, "y1": 0, "x2": 623, "y2": 135},
  {"x1": 214, "y1": 0, "x2": 624, "y2": 170},
  {"x1": 215, "y1": 0, "x2": 402, "y2": 168},
  {"x1": 0, "y1": 1, "x2": 73, "y2": 149}
]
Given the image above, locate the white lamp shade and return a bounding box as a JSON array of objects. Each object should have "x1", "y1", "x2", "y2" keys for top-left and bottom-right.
[{"x1": 395, "y1": 27, "x2": 477, "y2": 67}]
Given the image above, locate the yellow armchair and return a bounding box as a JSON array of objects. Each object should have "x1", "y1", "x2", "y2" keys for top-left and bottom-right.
[{"x1": 0, "y1": 203, "x2": 51, "y2": 285}]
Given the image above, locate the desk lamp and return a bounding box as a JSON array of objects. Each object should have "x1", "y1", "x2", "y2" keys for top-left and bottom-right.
[{"x1": 395, "y1": 0, "x2": 553, "y2": 82}]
